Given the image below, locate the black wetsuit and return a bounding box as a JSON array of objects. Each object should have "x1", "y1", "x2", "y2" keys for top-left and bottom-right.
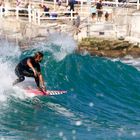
[{"x1": 13, "y1": 57, "x2": 41, "y2": 87}]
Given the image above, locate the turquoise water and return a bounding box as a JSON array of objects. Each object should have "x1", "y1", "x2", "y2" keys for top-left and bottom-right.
[{"x1": 0, "y1": 36, "x2": 140, "y2": 140}]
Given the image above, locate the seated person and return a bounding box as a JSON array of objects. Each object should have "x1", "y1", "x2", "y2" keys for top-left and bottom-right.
[
  {"x1": 43, "y1": 5, "x2": 50, "y2": 17},
  {"x1": 50, "y1": 12, "x2": 58, "y2": 19},
  {"x1": 57, "y1": 0, "x2": 62, "y2": 6},
  {"x1": 64, "y1": 5, "x2": 70, "y2": 16}
]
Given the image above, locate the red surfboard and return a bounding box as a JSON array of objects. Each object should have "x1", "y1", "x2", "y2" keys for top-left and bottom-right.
[{"x1": 25, "y1": 89, "x2": 67, "y2": 96}]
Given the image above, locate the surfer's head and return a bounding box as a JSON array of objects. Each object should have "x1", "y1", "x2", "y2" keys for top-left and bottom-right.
[{"x1": 34, "y1": 52, "x2": 44, "y2": 62}]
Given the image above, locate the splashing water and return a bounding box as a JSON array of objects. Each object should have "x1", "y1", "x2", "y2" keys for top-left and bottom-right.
[
  {"x1": 0, "y1": 39, "x2": 21, "y2": 59},
  {"x1": 46, "y1": 32, "x2": 77, "y2": 61},
  {"x1": 0, "y1": 40, "x2": 21, "y2": 101}
]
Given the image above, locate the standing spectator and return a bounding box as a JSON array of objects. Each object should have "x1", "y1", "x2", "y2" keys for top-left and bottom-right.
[
  {"x1": 90, "y1": 4, "x2": 96, "y2": 22},
  {"x1": 69, "y1": 0, "x2": 75, "y2": 12},
  {"x1": 0, "y1": 1, "x2": 5, "y2": 13},
  {"x1": 96, "y1": 0, "x2": 103, "y2": 22},
  {"x1": 105, "y1": 11, "x2": 109, "y2": 21},
  {"x1": 57, "y1": 0, "x2": 62, "y2": 6},
  {"x1": 73, "y1": 12, "x2": 81, "y2": 35}
]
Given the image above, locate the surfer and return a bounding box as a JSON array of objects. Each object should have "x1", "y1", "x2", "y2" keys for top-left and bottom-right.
[{"x1": 13, "y1": 52, "x2": 46, "y2": 91}]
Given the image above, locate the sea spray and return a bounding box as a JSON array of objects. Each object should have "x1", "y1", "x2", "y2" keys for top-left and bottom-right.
[
  {"x1": 46, "y1": 32, "x2": 77, "y2": 61},
  {"x1": 0, "y1": 40, "x2": 26, "y2": 101}
]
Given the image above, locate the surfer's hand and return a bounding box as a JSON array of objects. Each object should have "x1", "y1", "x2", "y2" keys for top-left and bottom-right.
[{"x1": 42, "y1": 85, "x2": 46, "y2": 92}]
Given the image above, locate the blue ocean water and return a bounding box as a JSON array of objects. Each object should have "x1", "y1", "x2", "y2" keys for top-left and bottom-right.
[{"x1": 0, "y1": 35, "x2": 140, "y2": 140}]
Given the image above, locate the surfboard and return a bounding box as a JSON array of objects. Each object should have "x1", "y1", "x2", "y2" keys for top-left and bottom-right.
[{"x1": 25, "y1": 88, "x2": 67, "y2": 96}]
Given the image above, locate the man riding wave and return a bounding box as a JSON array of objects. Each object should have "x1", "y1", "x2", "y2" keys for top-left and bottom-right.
[{"x1": 13, "y1": 52, "x2": 46, "y2": 91}]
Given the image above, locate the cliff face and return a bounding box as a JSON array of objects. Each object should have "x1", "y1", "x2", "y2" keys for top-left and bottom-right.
[{"x1": 78, "y1": 37, "x2": 140, "y2": 58}]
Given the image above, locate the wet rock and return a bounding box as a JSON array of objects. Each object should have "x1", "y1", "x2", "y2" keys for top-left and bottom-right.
[{"x1": 78, "y1": 37, "x2": 140, "y2": 58}]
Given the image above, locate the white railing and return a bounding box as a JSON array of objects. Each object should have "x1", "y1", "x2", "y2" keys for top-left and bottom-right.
[
  {"x1": 0, "y1": 1, "x2": 140, "y2": 25},
  {"x1": 0, "y1": 5, "x2": 80, "y2": 25}
]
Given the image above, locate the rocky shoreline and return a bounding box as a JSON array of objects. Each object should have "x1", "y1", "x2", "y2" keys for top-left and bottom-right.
[
  {"x1": 78, "y1": 37, "x2": 140, "y2": 58},
  {"x1": 2, "y1": 33, "x2": 140, "y2": 58}
]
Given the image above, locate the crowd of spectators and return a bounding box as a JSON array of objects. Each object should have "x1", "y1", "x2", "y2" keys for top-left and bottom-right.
[{"x1": 90, "y1": 0, "x2": 111, "y2": 22}]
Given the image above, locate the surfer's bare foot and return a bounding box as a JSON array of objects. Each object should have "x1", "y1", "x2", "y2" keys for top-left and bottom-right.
[{"x1": 37, "y1": 87, "x2": 42, "y2": 91}]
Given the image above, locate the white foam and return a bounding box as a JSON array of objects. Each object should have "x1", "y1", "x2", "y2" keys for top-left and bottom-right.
[
  {"x1": 120, "y1": 57, "x2": 140, "y2": 71},
  {"x1": 13, "y1": 86, "x2": 35, "y2": 99},
  {"x1": 47, "y1": 102, "x2": 75, "y2": 118},
  {"x1": 111, "y1": 55, "x2": 140, "y2": 71},
  {"x1": 0, "y1": 40, "x2": 29, "y2": 102},
  {"x1": 0, "y1": 40, "x2": 21, "y2": 59}
]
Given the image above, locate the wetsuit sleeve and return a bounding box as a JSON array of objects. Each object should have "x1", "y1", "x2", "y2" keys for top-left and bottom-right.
[{"x1": 36, "y1": 63, "x2": 41, "y2": 72}]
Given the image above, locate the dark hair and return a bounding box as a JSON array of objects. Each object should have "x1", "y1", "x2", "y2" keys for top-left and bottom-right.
[{"x1": 34, "y1": 51, "x2": 44, "y2": 58}]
